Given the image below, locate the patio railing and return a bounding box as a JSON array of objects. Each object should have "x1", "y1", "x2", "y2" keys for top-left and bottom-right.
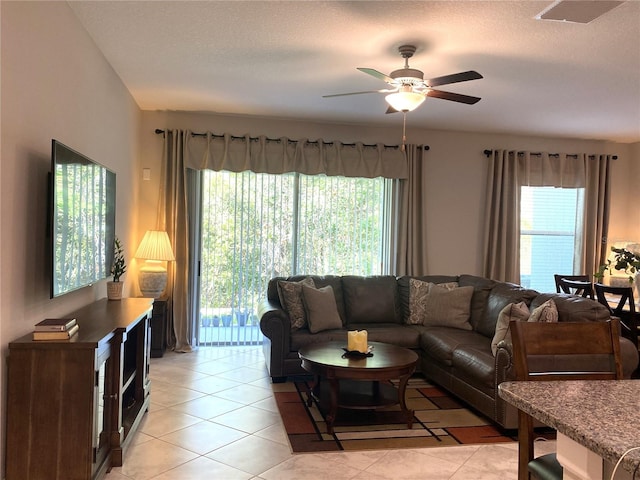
[{"x1": 198, "y1": 308, "x2": 263, "y2": 346}]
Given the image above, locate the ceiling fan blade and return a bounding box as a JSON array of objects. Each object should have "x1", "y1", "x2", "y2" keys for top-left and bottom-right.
[
  {"x1": 427, "y1": 89, "x2": 481, "y2": 105},
  {"x1": 425, "y1": 70, "x2": 483, "y2": 87},
  {"x1": 385, "y1": 105, "x2": 399, "y2": 114},
  {"x1": 323, "y1": 88, "x2": 395, "y2": 98},
  {"x1": 357, "y1": 67, "x2": 395, "y2": 84}
]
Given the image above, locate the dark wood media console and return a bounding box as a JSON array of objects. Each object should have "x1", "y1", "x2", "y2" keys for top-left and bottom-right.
[{"x1": 5, "y1": 298, "x2": 153, "y2": 480}]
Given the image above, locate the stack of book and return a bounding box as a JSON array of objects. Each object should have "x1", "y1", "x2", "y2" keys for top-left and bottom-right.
[{"x1": 32, "y1": 318, "x2": 79, "y2": 341}]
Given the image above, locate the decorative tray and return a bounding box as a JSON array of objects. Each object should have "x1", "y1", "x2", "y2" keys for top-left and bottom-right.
[{"x1": 341, "y1": 346, "x2": 374, "y2": 358}]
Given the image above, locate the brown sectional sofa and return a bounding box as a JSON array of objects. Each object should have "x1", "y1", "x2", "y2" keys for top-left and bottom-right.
[{"x1": 258, "y1": 274, "x2": 639, "y2": 429}]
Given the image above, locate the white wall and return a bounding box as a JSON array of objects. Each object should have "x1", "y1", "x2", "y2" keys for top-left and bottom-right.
[
  {"x1": 139, "y1": 110, "x2": 635, "y2": 276},
  {"x1": 616, "y1": 142, "x2": 640, "y2": 240},
  {"x1": 0, "y1": 2, "x2": 140, "y2": 473}
]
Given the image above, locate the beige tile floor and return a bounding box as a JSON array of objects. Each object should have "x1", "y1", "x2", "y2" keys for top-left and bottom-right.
[{"x1": 105, "y1": 345, "x2": 556, "y2": 480}]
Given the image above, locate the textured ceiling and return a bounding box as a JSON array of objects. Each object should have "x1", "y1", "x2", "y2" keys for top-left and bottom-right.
[{"x1": 68, "y1": 0, "x2": 640, "y2": 143}]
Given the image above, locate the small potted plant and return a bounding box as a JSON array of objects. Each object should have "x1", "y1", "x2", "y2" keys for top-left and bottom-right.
[{"x1": 107, "y1": 236, "x2": 127, "y2": 300}]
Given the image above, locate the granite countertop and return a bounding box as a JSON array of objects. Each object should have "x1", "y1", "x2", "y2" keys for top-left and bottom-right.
[{"x1": 499, "y1": 380, "x2": 640, "y2": 475}]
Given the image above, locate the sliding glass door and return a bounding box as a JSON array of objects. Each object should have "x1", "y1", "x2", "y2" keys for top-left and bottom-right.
[{"x1": 192, "y1": 169, "x2": 390, "y2": 346}]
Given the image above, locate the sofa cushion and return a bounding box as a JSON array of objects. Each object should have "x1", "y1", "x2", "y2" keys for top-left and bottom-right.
[
  {"x1": 458, "y1": 275, "x2": 497, "y2": 336},
  {"x1": 419, "y1": 326, "x2": 487, "y2": 366},
  {"x1": 452, "y1": 343, "x2": 496, "y2": 393},
  {"x1": 291, "y1": 328, "x2": 347, "y2": 351},
  {"x1": 417, "y1": 283, "x2": 474, "y2": 330},
  {"x1": 531, "y1": 293, "x2": 610, "y2": 322},
  {"x1": 398, "y1": 275, "x2": 459, "y2": 322},
  {"x1": 491, "y1": 301, "x2": 530, "y2": 356},
  {"x1": 343, "y1": 275, "x2": 401, "y2": 325},
  {"x1": 277, "y1": 277, "x2": 316, "y2": 331},
  {"x1": 302, "y1": 285, "x2": 343, "y2": 333},
  {"x1": 356, "y1": 323, "x2": 422, "y2": 349}
]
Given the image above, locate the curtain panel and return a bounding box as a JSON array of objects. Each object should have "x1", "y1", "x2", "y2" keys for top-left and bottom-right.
[
  {"x1": 159, "y1": 130, "x2": 192, "y2": 352},
  {"x1": 483, "y1": 150, "x2": 612, "y2": 283},
  {"x1": 393, "y1": 144, "x2": 429, "y2": 276},
  {"x1": 185, "y1": 132, "x2": 408, "y2": 179}
]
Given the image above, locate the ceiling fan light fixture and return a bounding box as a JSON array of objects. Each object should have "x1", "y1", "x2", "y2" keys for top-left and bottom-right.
[{"x1": 385, "y1": 90, "x2": 425, "y2": 112}]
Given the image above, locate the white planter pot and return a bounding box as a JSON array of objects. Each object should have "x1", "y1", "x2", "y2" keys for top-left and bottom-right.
[
  {"x1": 609, "y1": 276, "x2": 631, "y2": 288},
  {"x1": 107, "y1": 281, "x2": 123, "y2": 300},
  {"x1": 608, "y1": 274, "x2": 640, "y2": 304}
]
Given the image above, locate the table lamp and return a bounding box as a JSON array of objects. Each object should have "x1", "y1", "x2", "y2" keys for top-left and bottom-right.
[{"x1": 134, "y1": 230, "x2": 175, "y2": 298}]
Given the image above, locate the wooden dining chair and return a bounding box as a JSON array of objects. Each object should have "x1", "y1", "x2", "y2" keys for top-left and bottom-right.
[
  {"x1": 510, "y1": 319, "x2": 623, "y2": 480},
  {"x1": 553, "y1": 274, "x2": 589, "y2": 294},
  {"x1": 555, "y1": 276, "x2": 594, "y2": 299},
  {"x1": 594, "y1": 282, "x2": 638, "y2": 347}
]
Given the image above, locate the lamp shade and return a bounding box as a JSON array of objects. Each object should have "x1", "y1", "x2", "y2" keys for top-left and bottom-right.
[
  {"x1": 134, "y1": 230, "x2": 175, "y2": 261},
  {"x1": 385, "y1": 90, "x2": 426, "y2": 112}
]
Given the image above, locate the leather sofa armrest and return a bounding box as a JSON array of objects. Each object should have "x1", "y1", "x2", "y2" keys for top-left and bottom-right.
[
  {"x1": 258, "y1": 300, "x2": 290, "y2": 345},
  {"x1": 494, "y1": 337, "x2": 638, "y2": 379},
  {"x1": 495, "y1": 341, "x2": 518, "y2": 428},
  {"x1": 495, "y1": 341, "x2": 515, "y2": 384},
  {"x1": 258, "y1": 299, "x2": 291, "y2": 378},
  {"x1": 619, "y1": 336, "x2": 639, "y2": 378}
]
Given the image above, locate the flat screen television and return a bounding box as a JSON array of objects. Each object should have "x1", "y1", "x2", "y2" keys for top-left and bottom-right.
[{"x1": 50, "y1": 140, "x2": 116, "y2": 298}]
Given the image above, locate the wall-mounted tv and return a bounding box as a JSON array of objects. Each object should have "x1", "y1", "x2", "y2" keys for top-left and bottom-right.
[{"x1": 50, "y1": 140, "x2": 116, "y2": 298}]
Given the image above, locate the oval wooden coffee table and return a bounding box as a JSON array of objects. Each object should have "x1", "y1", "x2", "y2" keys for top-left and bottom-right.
[{"x1": 298, "y1": 341, "x2": 418, "y2": 434}]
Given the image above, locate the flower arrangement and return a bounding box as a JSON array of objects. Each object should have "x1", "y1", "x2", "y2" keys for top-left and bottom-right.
[
  {"x1": 111, "y1": 236, "x2": 127, "y2": 282},
  {"x1": 595, "y1": 247, "x2": 640, "y2": 283}
]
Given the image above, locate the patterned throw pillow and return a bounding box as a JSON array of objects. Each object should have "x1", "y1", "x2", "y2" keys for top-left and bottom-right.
[
  {"x1": 529, "y1": 299, "x2": 559, "y2": 323},
  {"x1": 491, "y1": 301, "x2": 530, "y2": 356},
  {"x1": 277, "y1": 277, "x2": 315, "y2": 331},
  {"x1": 407, "y1": 278, "x2": 431, "y2": 325}
]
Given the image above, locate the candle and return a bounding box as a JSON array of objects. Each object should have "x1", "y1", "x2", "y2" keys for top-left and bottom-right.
[{"x1": 347, "y1": 330, "x2": 368, "y2": 353}]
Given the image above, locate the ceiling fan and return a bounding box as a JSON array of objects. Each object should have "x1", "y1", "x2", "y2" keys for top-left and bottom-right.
[{"x1": 324, "y1": 45, "x2": 483, "y2": 113}]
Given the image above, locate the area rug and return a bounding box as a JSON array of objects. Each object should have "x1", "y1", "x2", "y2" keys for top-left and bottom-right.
[{"x1": 273, "y1": 376, "x2": 521, "y2": 453}]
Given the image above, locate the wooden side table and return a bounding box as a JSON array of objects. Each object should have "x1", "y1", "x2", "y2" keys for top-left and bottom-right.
[{"x1": 150, "y1": 295, "x2": 169, "y2": 357}]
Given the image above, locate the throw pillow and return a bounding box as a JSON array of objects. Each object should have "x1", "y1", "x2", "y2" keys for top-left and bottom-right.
[
  {"x1": 491, "y1": 301, "x2": 530, "y2": 356},
  {"x1": 421, "y1": 283, "x2": 474, "y2": 330},
  {"x1": 529, "y1": 299, "x2": 559, "y2": 323},
  {"x1": 277, "y1": 277, "x2": 316, "y2": 331},
  {"x1": 407, "y1": 278, "x2": 431, "y2": 325},
  {"x1": 301, "y1": 285, "x2": 343, "y2": 334},
  {"x1": 408, "y1": 279, "x2": 461, "y2": 325}
]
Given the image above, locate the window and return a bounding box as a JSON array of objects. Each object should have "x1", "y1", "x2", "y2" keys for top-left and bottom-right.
[
  {"x1": 195, "y1": 170, "x2": 390, "y2": 345},
  {"x1": 520, "y1": 186, "x2": 584, "y2": 293}
]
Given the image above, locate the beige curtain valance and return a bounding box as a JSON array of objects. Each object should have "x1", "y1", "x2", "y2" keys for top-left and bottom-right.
[
  {"x1": 512, "y1": 151, "x2": 598, "y2": 188},
  {"x1": 184, "y1": 132, "x2": 408, "y2": 179}
]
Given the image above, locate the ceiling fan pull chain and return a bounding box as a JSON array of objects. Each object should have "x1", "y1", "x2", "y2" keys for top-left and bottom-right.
[{"x1": 401, "y1": 112, "x2": 407, "y2": 152}]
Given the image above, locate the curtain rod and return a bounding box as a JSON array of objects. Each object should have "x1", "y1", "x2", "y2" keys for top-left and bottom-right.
[
  {"x1": 154, "y1": 129, "x2": 430, "y2": 151},
  {"x1": 483, "y1": 149, "x2": 617, "y2": 160}
]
